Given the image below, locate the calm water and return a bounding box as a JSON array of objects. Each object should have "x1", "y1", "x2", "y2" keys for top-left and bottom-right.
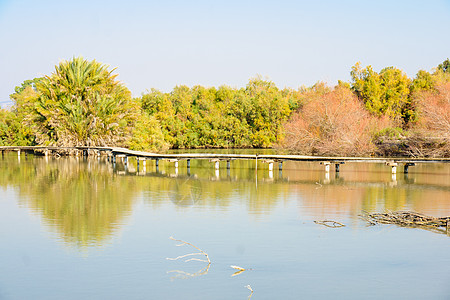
[{"x1": 0, "y1": 152, "x2": 449, "y2": 300}]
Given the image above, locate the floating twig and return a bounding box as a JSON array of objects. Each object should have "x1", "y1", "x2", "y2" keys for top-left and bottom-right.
[{"x1": 314, "y1": 220, "x2": 345, "y2": 228}]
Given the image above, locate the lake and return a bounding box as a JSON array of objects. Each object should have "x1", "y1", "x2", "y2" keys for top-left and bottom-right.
[{"x1": 0, "y1": 152, "x2": 449, "y2": 299}]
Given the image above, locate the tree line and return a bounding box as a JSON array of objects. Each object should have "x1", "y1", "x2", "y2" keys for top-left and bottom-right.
[{"x1": 1, "y1": 57, "x2": 449, "y2": 156}]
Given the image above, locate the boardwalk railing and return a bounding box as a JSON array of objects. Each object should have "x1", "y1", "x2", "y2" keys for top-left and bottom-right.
[{"x1": 1, "y1": 145, "x2": 450, "y2": 174}]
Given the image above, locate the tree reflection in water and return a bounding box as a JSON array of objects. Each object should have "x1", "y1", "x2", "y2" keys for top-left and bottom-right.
[
  {"x1": 1, "y1": 154, "x2": 449, "y2": 251},
  {"x1": 0, "y1": 155, "x2": 137, "y2": 249}
]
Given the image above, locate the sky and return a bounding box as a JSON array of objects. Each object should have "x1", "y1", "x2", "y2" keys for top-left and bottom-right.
[{"x1": 0, "y1": 0, "x2": 449, "y2": 107}]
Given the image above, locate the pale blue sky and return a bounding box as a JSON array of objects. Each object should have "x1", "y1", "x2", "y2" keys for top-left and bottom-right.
[{"x1": 1, "y1": 0, "x2": 449, "y2": 107}]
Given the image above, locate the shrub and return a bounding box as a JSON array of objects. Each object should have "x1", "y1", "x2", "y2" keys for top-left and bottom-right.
[
  {"x1": 280, "y1": 85, "x2": 390, "y2": 156},
  {"x1": 407, "y1": 82, "x2": 450, "y2": 157}
]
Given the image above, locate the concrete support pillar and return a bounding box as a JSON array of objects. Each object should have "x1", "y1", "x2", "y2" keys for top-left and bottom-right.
[
  {"x1": 268, "y1": 161, "x2": 274, "y2": 171},
  {"x1": 324, "y1": 171, "x2": 330, "y2": 183},
  {"x1": 386, "y1": 162, "x2": 398, "y2": 174},
  {"x1": 227, "y1": 160, "x2": 231, "y2": 170},
  {"x1": 210, "y1": 159, "x2": 220, "y2": 170},
  {"x1": 187, "y1": 159, "x2": 191, "y2": 175},
  {"x1": 322, "y1": 162, "x2": 331, "y2": 172},
  {"x1": 279, "y1": 161, "x2": 283, "y2": 171},
  {"x1": 404, "y1": 163, "x2": 415, "y2": 173},
  {"x1": 17, "y1": 150, "x2": 21, "y2": 157},
  {"x1": 168, "y1": 159, "x2": 179, "y2": 168}
]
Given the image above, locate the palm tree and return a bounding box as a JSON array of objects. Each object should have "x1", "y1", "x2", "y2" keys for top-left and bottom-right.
[{"x1": 31, "y1": 57, "x2": 136, "y2": 147}]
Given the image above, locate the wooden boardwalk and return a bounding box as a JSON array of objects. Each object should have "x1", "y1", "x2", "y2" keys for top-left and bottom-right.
[{"x1": 1, "y1": 145, "x2": 450, "y2": 173}]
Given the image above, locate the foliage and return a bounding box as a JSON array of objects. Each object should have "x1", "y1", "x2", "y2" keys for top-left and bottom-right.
[
  {"x1": 126, "y1": 112, "x2": 169, "y2": 152},
  {"x1": 280, "y1": 85, "x2": 391, "y2": 156},
  {"x1": 140, "y1": 76, "x2": 298, "y2": 149},
  {"x1": 11, "y1": 77, "x2": 44, "y2": 95},
  {"x1": 350, "y1": 62, "x2": 411, "y2": 123},
  {"x1": 0, "y1": 94, "x2": 36, "y2": 146},
  {"x1": 407, "y1": 82, "x2": 450, "y2": 157},
  {"x1": 437, "y1": 58, "x2": 450, "y2": 73},
  {"x1": 410, "y1": 70, "x2": 436, "y2": 93},
  {"x1": 3, "y1": 57, "x2": 450, "y2": 156},
  {"x1": 26, "y1": 57, "x2": 138, "y2": 147},
  {"x1": 372, "y1": 127, "x2": 405, "y2": 144},
  {"x1": 0, "y1": 109, "x2": 16, "y2": 146}
]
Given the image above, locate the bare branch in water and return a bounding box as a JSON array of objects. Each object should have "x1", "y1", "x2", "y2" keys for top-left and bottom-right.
[
  {"x1": 360, "y1": 211, "x2": 450, "y2": 236},
  {"x1": 314, "y1": 220, "x2": 346, "y2": 228},
  {"x1": 167, "y1": 236, "x2": 211, "y2": 264},
  {"x1": 231, "y1": 265, "x2": 245, "y2": 271},
  {"x1": 245, "y1": 285, "x2": 254, "y2": 299},
  {"x1": 166, "y1": 253, "x2": 204, "y2": 262},
  {"x1": 166, "y1": 236, "x2": 211, "y2": 279},
  {"x1": 230, "y1": 265, "x2": 253, "y2": 277}
]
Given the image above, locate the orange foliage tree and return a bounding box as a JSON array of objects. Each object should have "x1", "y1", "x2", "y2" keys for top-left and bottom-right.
[
  {"x1": 408, "y1": 82, "x2": 450, "y2": 157},
  {"x1": 280, "y1": 86, "x2": 390, "y2": 156}
]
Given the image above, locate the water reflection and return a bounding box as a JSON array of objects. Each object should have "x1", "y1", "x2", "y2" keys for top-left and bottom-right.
[
  {"x1": 0, "y1": 155, "x2": 136, "y2": 249},
  {"x1": 114, "y1": 158, "x2": 450, "y2": 219},
  {"x1": 1, "y1": 153, "x2": 449, "y2": 250}
]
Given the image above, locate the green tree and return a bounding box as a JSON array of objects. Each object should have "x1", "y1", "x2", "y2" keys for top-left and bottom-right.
[
  {"x1": 437, "y1": 58, "x2": 450, "y2": 73},
  {"x1": 28, "y1": 57, "x2": 137, "y2": 147},
  {"x1": 243, "y1": 76, "x2": 291, "y2": 147},
  {"x1": 126, "y1": 113, "x2": 169, "y2": 151},
  {"x1": 11, "y1": 77, "x2": 44, "y2": 95},
  {"x1": 410, "y1": 70, "x2": 435, "y2": 93},
  {"x1": 0, "y1": 109, "x2": 15, "y2": 146},
  {"x1": 350, "y1": 62, "x2": 411, "y2": 123},
  {"x1": 139, "y1": 77, "x2": 294, "y2": 149},
  {"x1": 5, "y1": 84, "x2": 39, "y2": 145}
]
